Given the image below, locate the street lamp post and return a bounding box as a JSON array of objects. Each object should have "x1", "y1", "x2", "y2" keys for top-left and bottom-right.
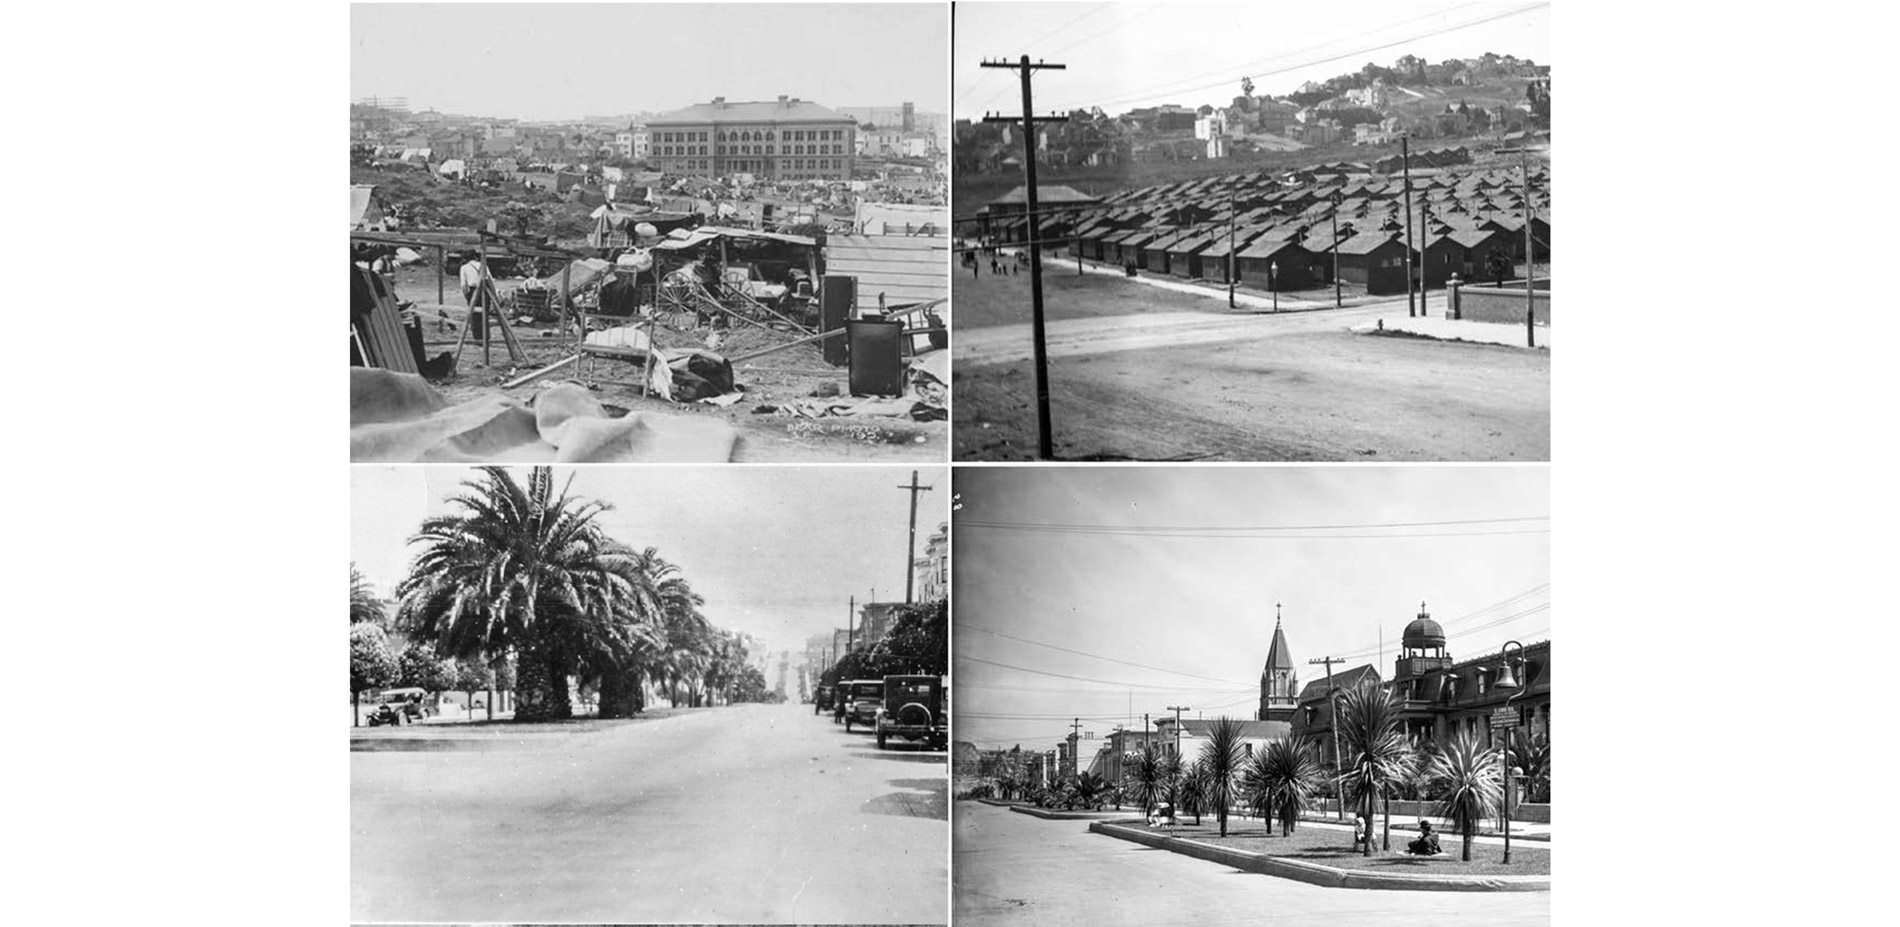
[
  {"x1": 1494, "y1": 640, "x2": 1529, "y2": 864},
  {"x1": 1269, "y1": 261, "x2": 1279, "y2": 313}
]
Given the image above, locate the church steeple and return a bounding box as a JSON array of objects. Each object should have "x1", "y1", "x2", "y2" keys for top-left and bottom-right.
[{"x1": 1258, "y1": 604, "x2": 1299, "y2": 723}]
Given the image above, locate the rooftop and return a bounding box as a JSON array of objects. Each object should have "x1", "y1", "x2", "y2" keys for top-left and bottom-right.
[{"x1": 649, "y1": 97, "x2": 852, "y2": 126}]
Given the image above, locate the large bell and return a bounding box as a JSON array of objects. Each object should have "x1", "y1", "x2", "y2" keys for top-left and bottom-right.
[{"x1": 1494, "y1": 660, "x2": 1521, "y2": 690}]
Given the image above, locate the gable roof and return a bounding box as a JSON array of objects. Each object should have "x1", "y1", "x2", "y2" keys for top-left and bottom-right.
[
  {"x1": 990, "y1": 184, "x2": 1103, "y2": 206},
  {"x1": 1297, "y1": 664, "x2": 1382, "y2": 702}
]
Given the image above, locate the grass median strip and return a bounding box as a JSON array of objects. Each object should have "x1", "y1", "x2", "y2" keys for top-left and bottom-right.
[{"x1": 1102, "y1": 820, "x2": 1550, "y2": 878}]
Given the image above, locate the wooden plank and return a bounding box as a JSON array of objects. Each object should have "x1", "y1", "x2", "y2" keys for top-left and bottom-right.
[{"x1": 500, "y1": 354, "x2": 579, "y2": 389}]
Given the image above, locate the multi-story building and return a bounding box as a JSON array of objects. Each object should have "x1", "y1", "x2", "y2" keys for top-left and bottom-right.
[
  {"x1": 1274, "y1": 603, "x2": 1552, "y2": 767},
  {"x1": 914, "y1": 521, "x2": 948, "y2": 602},
  {"x1": 647, "y1": 95, "x2": 857, "y2": 180},
  {"x1": 613, "y1": 124, "x2": 650, "y2": 160}
]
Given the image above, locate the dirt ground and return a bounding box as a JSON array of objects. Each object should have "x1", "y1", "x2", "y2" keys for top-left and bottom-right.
[
  {"x1": 953, "y1": 261, "x2": 1375, "y2": 328},
  {"x1": 950, "y1": 269, "x2": 1547, "y2": 461},
  {"x1": 372, "y1": 264, "x2": 945, "y2": 462}
]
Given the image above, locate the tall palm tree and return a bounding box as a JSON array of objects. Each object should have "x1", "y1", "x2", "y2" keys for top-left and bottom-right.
[
  {"x1": 1125, "y1": 747, "x2": 1168, "y2": 818},
  {"x1": 1430, "y1": 731, "x2": 1504, "y2": 861},
  {"x1": 350, "y1": 563, "x2": 387, "y2": 626},
  {"x1": 1242, "y1": 737, "x2": 1325, "y2": 837},
  {"x1": 396, "y1": 467, "x2": 632, "y2": 721},
  {"x1": 1335, "y1": 679, "x2": 1416, "y2": 855},
  {"x1": 1198, "y1": 717, "x2": 1249, "y2": 836}
]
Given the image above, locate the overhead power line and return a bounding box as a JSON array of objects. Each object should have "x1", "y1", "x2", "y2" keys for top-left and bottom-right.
[
  {"x1": 960, "y1": 514, "x2": 1548, "y2": 534},
  {"x1": 956, "y1": 623, "x2": 1243, "y2": 683},
  {"x1": 956, "y1": 654, "x2": 1251, "y2": 690},
  {"x1": 1042, "y1": 1, "x2": 1486, "y2": 113},
  {"x1": 1044, "y1": 2, "x2": 1550, "y2": 114}
]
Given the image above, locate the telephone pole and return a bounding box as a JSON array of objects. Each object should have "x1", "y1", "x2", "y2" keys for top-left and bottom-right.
[
  {"x1": 1401, "y1": 134, "x2": 1417, "y2": 318},
  {"x1": 1330, "y1": 192, "x2": 1342, "y2": 308},
  {"x1": 1309, "y1": 655, "x2": 1348, "y2": 820},
  {"x1": 897, "y1": 470, "x2": 933, "y2": 603},
  {"x1": 1498, "y1": 145, "x2": 1541, "y2": 347},
  {"x1": 847, "y1": 594, "x2": 856, "y2": 655},
  {"x1": 1165, "y1": 705, "x2": 1190, "y2": 763},
  {"x1": 1227, "y1": 187, "x2": 1237, "y2": 309},
  {"x1": 981, "y1": 56, "x2": 1068, "y2": 460}
]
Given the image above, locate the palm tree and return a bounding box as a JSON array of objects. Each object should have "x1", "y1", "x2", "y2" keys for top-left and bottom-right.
[
  {"x1": 1198, "y1": 717, "x2": 1249, "y2": 836},
  {"x1": 1243, "y1": 737, "x2": 1326, "y2": 837},
  {"x1": 1506, "y1": 733, "x2": 1551, "y2": 803},
  {"x1": 1072, "y1": 771, "x2": 1109, "y2": 810},
  {"x1": 1334, "y1": 679, "x2": 1416, "y2": 855},
  {"x1": 396, "y1": 467, "x2": 635, "y2": 721},
  {"x1": 1177, "y1": 758, "x2": 1213, "y2": 826},
  {"x1": 350, "y1": 563, "x2": 387, "y2": 626},
  {"x1": 1429, "y1": 731, "x2": 1504, "y2": 861},
  {"x1": 1124, "y1": 747, "x2": 1168, "y2": 818}
]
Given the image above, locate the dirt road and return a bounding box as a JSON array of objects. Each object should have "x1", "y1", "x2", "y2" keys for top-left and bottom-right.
[{"x1": 951, "y1": 274, "x2": 1546, "y2": 461}]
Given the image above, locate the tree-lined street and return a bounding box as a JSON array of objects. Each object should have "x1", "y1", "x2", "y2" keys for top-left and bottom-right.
[{"x1": 354, "y1": 700, "x2": 948, "y2": 923}]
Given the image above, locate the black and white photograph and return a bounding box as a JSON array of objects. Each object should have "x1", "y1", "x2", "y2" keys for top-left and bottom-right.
[
  {"x1": 350, "y1": 464, "x2": 949, "y2": 923},
  {"x1": 951, "y1": 465, "x2": 1550, "y2": 924},
  {"x1": 951, "y1": 2, "x2": 1551, "y2": 461},
  {"x1": 349, "y1": 3, "x2": 950, "y2": 463}
]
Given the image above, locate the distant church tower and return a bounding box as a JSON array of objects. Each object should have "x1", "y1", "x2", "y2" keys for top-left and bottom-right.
[{"x1": 1258, "y1": 604, "x2": 1298, "y2": 723}]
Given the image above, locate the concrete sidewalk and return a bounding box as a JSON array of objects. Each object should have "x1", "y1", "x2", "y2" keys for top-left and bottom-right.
[{"x1": 1353, "y1": 314, "x2": 1551, "y2": 349}]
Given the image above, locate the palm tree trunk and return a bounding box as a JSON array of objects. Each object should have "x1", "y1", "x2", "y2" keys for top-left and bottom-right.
[
  {"x1": 1363, "y1": 792, "x2": 1375, "y2": 856},
  {"x1": 1383, "y1": 789, "x2": 1391, "y2": 851},
  {"x1": 1462, "y1": 812, "x2": 1474, "y2": 862},
  {"x1": 514, "y1": 633, "x2": 572, "y2": 722}
]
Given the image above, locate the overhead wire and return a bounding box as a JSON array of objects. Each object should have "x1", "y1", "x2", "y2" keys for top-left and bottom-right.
[
  {"x1": 1039, "y1": 1, "x2": 1488, "y2": 114},
  {"x1": 1044, "y1": 2, "x2": 1551, "y2": 114}
]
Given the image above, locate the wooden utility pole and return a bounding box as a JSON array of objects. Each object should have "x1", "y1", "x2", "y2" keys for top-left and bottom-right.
[
  {"x1": 898, "y1": 470, "x2": 934, "y2": 603},
  {"x1": 1227, "y1": 187, "x2": 1237, "y2": 309},
  {"x1": 1166, "y1": 705, "x2": 1190, "y2": 762},
  {"x1": 1330, "y1": 193, "x2": 1343, "y2": 308},
  {"x1": 981, "y1": 56, "x2": 1068, "y2": 460},
  {"x1": 847, "y1": 594, "x2": 856, "y2": 655},
  {"x1": 1401, "y1": 135, "x2": 1417, "y2": 318},
  {"x1": 1309, "y1": 655, "x2": 1348, "y2": 820},
  {"x1": 1499, "y1": 145, "x2": 1540, "y2": 347}
]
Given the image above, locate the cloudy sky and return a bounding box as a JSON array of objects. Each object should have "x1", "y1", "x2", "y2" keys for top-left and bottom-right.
[
  {"x1": 352, "y1": 465, "x2": 948, "y2": 662},
  {"x1": 352, "y1": 3, "x2": 947, "y2": 121},
  {"x1": 954, "y1": 1, "x2": 1552, "y2": 118},
  {"x1": 952, "y1": 466, "x2": 1549, "y2": 750}
]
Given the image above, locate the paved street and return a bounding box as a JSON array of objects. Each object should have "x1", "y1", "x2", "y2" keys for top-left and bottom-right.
[
  {"x1": 353, "y1": 702, "x2": 948, "y2": 923},
  {"x1": 953, "y1": 801, "x2": 1549, "y2": 927}
]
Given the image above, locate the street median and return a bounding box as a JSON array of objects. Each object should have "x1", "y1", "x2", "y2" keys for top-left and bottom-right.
[{"x1": 1089, "y1": 821, "x2": 1550, "y2": 892}]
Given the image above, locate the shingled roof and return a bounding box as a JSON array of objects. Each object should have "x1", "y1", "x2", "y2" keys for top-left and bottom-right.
[{"x1": 1296, "y1": 664, "x2": 1381, "y2": 702}]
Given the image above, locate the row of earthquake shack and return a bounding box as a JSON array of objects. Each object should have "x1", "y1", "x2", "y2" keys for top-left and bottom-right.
[{"x1": 981, "y1": 161, "x2": 1548, "y2": 296}]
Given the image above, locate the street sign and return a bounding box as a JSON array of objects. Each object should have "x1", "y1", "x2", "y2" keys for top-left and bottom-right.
[{"x1": 1490, "y1": 707, "x2": 1520, "y2": 727}]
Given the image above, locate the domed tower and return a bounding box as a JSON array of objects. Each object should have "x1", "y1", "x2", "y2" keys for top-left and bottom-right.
[
  {"x1": 1257, "y1": 604, "x2": 1298, "y2": 723},
  {"x1": 1395, "y1": 601, "x2": 1454, "y2": 684}
]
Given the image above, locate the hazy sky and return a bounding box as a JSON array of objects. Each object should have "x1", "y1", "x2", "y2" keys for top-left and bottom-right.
[
  {"x1": 352, "y1": 465, "x2": 948, "y2": 661},
  {"x1": 352, "y1": 3, "x2": 948, "y2": 121},
  {"x1": 955, "y1": 1, "x2": 1552, "y2": 118},
  {"x1": 952, "y1": 466, "x2": 1549, "y2": 750}
]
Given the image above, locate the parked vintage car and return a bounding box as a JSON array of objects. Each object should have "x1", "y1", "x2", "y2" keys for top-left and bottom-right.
[
  {"x1": 874, "y1": 675, "x2": 947, "y2": 750},
  {"x1": 841, "y1": 679, "x2": 884, "y2": 732},
  {"x1": 814, "y1": 684, "x2": 835, "y2": 715}
]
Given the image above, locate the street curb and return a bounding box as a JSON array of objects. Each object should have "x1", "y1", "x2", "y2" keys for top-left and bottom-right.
[
  {"x1": 1090, "y1": 822, "x2": 1551, "y2": 892},
  {"x1": 1009, "y1": 806, "x2": 1135, "y2": 820}
]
